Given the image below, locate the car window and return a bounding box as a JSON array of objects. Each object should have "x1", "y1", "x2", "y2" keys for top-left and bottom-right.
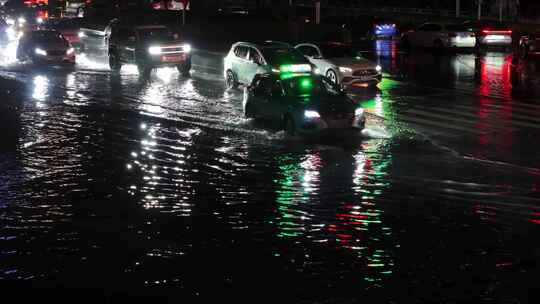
[
  {"x1": 234, "y1": 46, "x2": 248, "y2": 59},
  {"x1": 31, "y1": 31, "x2": 68, "y2": 44},
  {"x1": 297, "y1": 45, "x2": 319, "y2": 58},
  {"x1": 253, "y1": 77, "x2": 272, "y2": 96},
  {"x1": 137, "y1": 27, "x2": 177, "y2": 42},
  {"x1": 249, "y1": 48, "x2": 264, "y2": 65}
]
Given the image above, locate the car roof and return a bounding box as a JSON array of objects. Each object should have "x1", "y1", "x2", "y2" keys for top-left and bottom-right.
[{"x1": 232, "y1": 41, "x2": 292, "y2": 49}]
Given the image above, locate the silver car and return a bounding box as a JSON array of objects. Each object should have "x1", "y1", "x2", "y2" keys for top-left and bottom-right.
[
  {"x1": 223, "y1": 41, "x2": 312, "y2": 89},
  {"x1": 295, "y1": 42, "x2": 382, "y2": 87}
]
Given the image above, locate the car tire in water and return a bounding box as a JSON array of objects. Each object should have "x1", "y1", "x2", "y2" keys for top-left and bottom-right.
[
  {"x1": 284, "y1": 115, "x2": 297, "y2": 137},
  {"x1": 225, "y1": 70, "x2": 238, "y2": 89},
  {"x1": 109, "y1": 52, "x2": 121, "y2": 72},
  {"x1": 326, "y1": 69, "x2": 338, "y2": 84}
]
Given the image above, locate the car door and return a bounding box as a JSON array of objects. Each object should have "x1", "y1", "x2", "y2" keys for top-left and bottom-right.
[
  {"x1": 270, "y1": 79, "x2": 289, "y2": 119},
  {"x1": 250, "y1": 75, "x2": 273, "y2": 118},
  {"x1": 232, "y1": 45, "x2": 249, "y2": 84}
]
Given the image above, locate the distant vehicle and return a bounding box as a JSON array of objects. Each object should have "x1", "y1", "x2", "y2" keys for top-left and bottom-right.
[
  {"x1": 2, "y1": 2, "x2": 49, "y2": 32},
  {"x1": 151, "y1": 0, "x2": 187, "y2": 11},
  {"x1": 0, "y1": 16, "x2": 8, "y2": 47},
  {"x1": 43, "y1": 17, "x2": 84, "y2": 50},
  {"x1": 295, "y1": 42, "x2": 382, "y2": 87},
  {"x1": 401, "y1": 23, "x2": 476, "y2": 50},
  {"x1": 518, "y1": 31, "x2": 540, "y2": 59},
  {"x1": 243, "y1": 73, "x2": 366, "y2": 136},
  {"x1": 16, "y1": 29, "x2": 76, "y2": 64},
  {"x1": 64, "y1": 0, "x2": 87, "y2": 18},
  {"x1": 463, "y1": 20, "x2": 512, "y2": 50},
  {"x1": 224, "y1": 41, "x2": 312, "y2": 89},
  {"x1": 369, "y1": 17, "x2": 399, "y2": 39},
  {"x1": 108, "y1": 23, "x2": 191, "y2": 76}
]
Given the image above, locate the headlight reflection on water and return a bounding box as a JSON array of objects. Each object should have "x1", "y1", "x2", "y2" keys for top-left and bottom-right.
[{"x1": 32, "y1": 75, "x2": 49, "y2": 101}]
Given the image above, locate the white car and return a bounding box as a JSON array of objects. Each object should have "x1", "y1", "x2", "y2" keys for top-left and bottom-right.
[
  {"x1": 401, "y1": 23, "x2": 476, "y2": 49},
  {"x1": 295, "y1": 42, "x2": 382, "y2": 87},
  {"x1": 223, "y1": 41, "x2": 312, "y2": 89}
]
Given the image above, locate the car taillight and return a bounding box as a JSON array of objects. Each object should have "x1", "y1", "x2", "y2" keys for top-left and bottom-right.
[{"x1": 482, "y1": 29, "x2": 512, "y2": 35}]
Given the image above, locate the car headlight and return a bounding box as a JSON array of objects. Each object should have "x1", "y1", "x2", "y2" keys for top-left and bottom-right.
[
  {"x1": 78, "y1": 31, "x2": 86, "y2": 38},
  {"x1": 35, "y1": 48, "x2": 47, "y2": 56},
  {"x1": 148, "y1": 46, "x2": 162, "y2": 55},
  {"x1": 355, "y1": 108, "x2": 364, "y2": 116},
  {"x1": 18, "y1": 17, "x2": 26, "y2": 24},
  {"x1": 66, "y1": 48, "x2": 75, "y2": 55},
  {"x1": 182, "y1": 44, "x2": 191, "y2": 53},
  {"x1": 36, "y1": 17, "x2": 43, "y2": 24},
  {"x1": 304, "y1": 110, "x2": 321, "y2": 119},
  {"x1": 375, "y1": 65, "x2": 382, "y2": 72},
  {"x1": 314, "y1": 68, "x2": 321, "y2": 74},
  {"x1": 339, "y1": 66, "x2": 353, "y2": 73},
  {"x1": 6, "y1": 18, "x2": 15, "y2": 25}
]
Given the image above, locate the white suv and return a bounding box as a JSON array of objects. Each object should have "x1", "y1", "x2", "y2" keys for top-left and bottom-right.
[{"x1": 223, "y1": 41, "x2": 312, "y2": 89}]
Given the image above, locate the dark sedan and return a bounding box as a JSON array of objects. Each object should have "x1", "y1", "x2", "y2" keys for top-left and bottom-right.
[{"x1": 243, "y1": 73, "x2": 366, "y2": 136}]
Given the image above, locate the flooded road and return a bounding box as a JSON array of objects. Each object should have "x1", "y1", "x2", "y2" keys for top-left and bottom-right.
[{"x1": 1, "y1": 41, "x2": 540, "y2": 303}]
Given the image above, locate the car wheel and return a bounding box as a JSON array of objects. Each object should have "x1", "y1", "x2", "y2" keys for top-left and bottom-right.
[
  {"x1": 177, "y1": 61, "x2": 191, "y2": 77},
  {"x1": 109, "y1": 52, "x2": 121, "y2": 72},
  {"x1": 244, "y1": 101, "x2": 255, "y2": 118},
  {"x1": 225, "y1": 70, "x2": 238, "y2": 89},
  {"x1": 284, "y1": 115, "x2": 297, "y2": 136},
  {"x1": 326, "y1": 69, "x2": 338, "y2": 84}
]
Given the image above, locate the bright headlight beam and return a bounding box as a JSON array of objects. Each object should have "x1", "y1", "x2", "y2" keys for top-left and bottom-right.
[
  {"x1": 66, "y1": 48, "x2": 75, "y2": 55},
  {"x1": 183, "y1": 44, "x2": 191, "y2": 53},
  {"x1": 375, "y1": 65, "x2": 382, "y2": 72},
  {"x1": 355, "y1": 108, "x2": 364, "y2": 116},
  {"x1": 304, "y1": 110, "x2": 320, "y2": 119},
  {"x1": 339, "y1": 66, "x2": 353, "y2": 73},
  {"x1": 148, "y1": 46, "x2": 162, "y2": 55},
  {"x1": 35, "y1": 48, "x2": 47, "y2": 56}
]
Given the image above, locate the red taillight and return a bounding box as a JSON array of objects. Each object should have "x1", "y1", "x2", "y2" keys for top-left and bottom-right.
[
  {"x1": 482, "y1": 29, "x2": 512, "y2": 35},
  {"x1": 23, "y1": 0, "x2": 32, "y2": 6}
]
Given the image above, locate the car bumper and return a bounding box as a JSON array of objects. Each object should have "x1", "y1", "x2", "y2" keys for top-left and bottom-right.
[
  {"x1": 34, "y1": 54, "x2": 76, "y2": 64},
  {"x1": 147, "y1": 53, "x2": 191, "y2": 67},
  {"x1": 341, "y1": 74, "x2": 382, "y2": 87},
  {"x1": 479, "y1": 35, "x2": 512, "y2": 46},
  {"x1": 299, "y1": 115, "x2": 365, "y2": 134}
]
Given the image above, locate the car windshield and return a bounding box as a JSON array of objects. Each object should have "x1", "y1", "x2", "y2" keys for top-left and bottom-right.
[
  {"x1": 282, "y1": 75, "x2": 342, "y2": 97},
  {"x1": 137, "y1": 27, "x2": 177, "y2": 42},
  {"x1": 319, "y1": 45, "x2": 361, "y2": 58},
  {"x1": 50, "y1": 19, "x2": 81, "y2": 29},
  {"x1": 32, "y1": 31, "x2": 67, "y2": 44},
  {"x1": 260, "y1": 47, "x2": 307, "y2": 66}
]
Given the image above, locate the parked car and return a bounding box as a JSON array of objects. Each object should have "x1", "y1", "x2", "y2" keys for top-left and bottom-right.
[
  {"x1": 295, "y1": 42, "x2": 382, "y2": 87},
  {"x1": 224, "y1": 41, "x2": 312, "y2": 89},
  {"x1": 463, "y1": 20, "x2": 512, "y2": 50},
  {"x1": 108, "y1": 23, "x2": 191, "y2": 76},
  {"x1": 518, "y1": 31, "x2": 540, "y2": 59},
  {"x1": 401, "y1": 22, "x2": 476, "y2": 50},
  {"x1": 243, "y1": 73, "x2": 366, "y2": 136},
  {"x1": 16, "y1": 29, "x2": 76, "y2": 64}
]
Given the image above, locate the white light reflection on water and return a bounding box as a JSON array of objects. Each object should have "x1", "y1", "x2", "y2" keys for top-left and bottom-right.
[{"x1": 32, "y1": 75, "x2": 49, "y2": 102}]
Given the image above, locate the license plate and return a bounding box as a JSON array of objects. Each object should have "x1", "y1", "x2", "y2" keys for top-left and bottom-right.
[
  {"x1": 488, "y1": 35, "x2": 505, "y2": 40},
  {"x1": 162, "y1": 54, "x2": 184, "y2": 62}
]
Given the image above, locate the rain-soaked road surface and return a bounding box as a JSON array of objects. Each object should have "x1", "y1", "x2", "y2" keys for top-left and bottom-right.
[{"x1": 1, "y1": 40, "x2": 540, "y2": 303}]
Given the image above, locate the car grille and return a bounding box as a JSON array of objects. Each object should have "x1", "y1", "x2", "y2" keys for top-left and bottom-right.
[
  {"x1": 48, "y1": 50, "x2": 65, "y2": 56},
  {"x1": 353, "y1": 69, "x2": 378, "y2": 76},
  {"x1": 161, "y1": 46, "x2": 187, "y2": 54}
]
